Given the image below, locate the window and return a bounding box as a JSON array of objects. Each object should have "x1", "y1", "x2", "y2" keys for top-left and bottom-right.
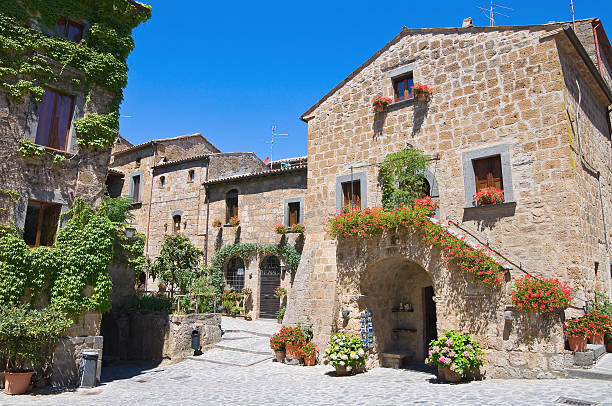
[
  {"x1": 131, "y1": 174, "x2": 141, "y2": 202},
  {"x1": 55, "y1": 17, "x2": 84, "y2": 42},
  {"x1": 288, "y1": 202, "x2": 300, "y2": 227},
  {"x1": 188, "y1": 170, "x2": 195, "y2": 182},
  {"x1": 23, "y1": 200, "x2": 62, "y2": 247},
  {"x1": 173, "y1": 215, "x2": 181, "y2": 234},
  {"x1": 472, "y1": 155, "x2": 503, "y2": 194},
  {"x1": 422, "y1": 178, "x2": 431, "y2": 197},
  {"x1": 35, "y1": 89, "x2": 75, "y2": 151},
  {"x1": 393, "y1": 73, "x2": 414, "y2": 102},
  {"x1": 226, "y1": 257, "x2": 245, "y2": 292},
  {"x1": 159, "y1": 176, "x2": 165, "y2": 187},
  {"x1": 226, "y1": 189, "x2": 238, "y2": 222},
  {"x1": 341, "y1": 180, "x2": 361, "y2": 209}
]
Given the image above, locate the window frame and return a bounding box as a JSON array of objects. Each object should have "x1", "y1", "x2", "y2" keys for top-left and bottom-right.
[
  {"x1": 472, "y1": 155, "x2": 504, "y2": 194},
  {"x1": 392, "y1": 73, "x2": 414, "y2": 103},
  {"x1": 188, "y1": 169, "x2": 195, "y2": 183},
  {"x1": 225, "y1": 189, "x2": 239, "y2": 223},
  {"x1": 23, "y1": 199, "x2": 62, "y2": 247},
  {"x1": 34, "y1": 88, "x2": 76, "y2": 152},
  {"x1": 335, "y1": 172, "x2": 367, "y2": 212},
  {"x1": 283, "y1": 197, "x2": 305, "y2": 228},
  {"x1": 55, "y1": 17, "x2": 85, "y2": 42},
  {"x1": 129, "y1": 171, "x2": 143, "y2": 204},
  {"x1": 461, "y1": 144, "x2": 514, "y2": 207},
  {"x1": 173, "y1": 214, "x2": 182, "y2": 234}
]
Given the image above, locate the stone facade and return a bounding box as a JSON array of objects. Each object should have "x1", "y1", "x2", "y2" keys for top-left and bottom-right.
[{"x1": 284, "y1": 19, "x2": 612, "y2": 378}]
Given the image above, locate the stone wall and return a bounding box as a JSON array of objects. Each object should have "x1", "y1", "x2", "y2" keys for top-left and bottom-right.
[
  {"x1": 101, "y1": 311, "x2": 221, "y2": 362},
  {"x1": 52, "y1": 336, "x2": 103, "y2": 388},
  {"x1": 285, "y1": 23, "x2": 612, "y2": 378}
]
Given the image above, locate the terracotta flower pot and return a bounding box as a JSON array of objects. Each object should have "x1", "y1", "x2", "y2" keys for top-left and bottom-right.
[
  {"x1": 277, "y1": 319, "x2": 282, "y2": 324},
  {"x1": 335, "y1": 365, "x2": 348, "y2": 376},
  {"x1": 606, "y1": 336, "x2": 612, "y2": 353},
  {"x1": 274, "y1": 350, "x2": 286, "y2": 363},
  {"x1": 589, "y1": 333, "x2": 604, "y2": 345},
  {"x1": 440, "y1": 367, "x2": 461, "y2": 383},
  {"x1": 304, "y1": 356, "x2": 316, "y2": 366},
  {"x1": 374, "y1": 103, "x2": 384, "y2": 112},
  {"x1": 285, "y1": 343, "x2": 300, "y2": 359},
  {"x1": 4, "y1": 371, "x2": 34, "y2": 395},
  {"x1": 567, "y1": 336, "x2": 587, "y2": 352},
  {"x1": 415, "y1": 92, "x2": 429, "y2": 102}
]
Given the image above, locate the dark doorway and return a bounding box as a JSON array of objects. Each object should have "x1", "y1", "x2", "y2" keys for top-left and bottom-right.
[
  {"x1": 259, "y1": 256, "x2": 281, "y2": 319},
  {"x1": 423, "y1": 286, "x2": 437, "y2": 352}
]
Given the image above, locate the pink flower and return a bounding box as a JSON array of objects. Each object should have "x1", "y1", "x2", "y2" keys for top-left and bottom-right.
[
  {"x1": 445, "y1": 339, "x2": 453, "y2": 346},
  {"x1": 448, "y1": 351, "x2": 455, "y2": 357},
  {"x1": 467, "y1": 344, "x2": 473, "y2": 350},
  {"x1": 450, "y1": 365, "x2": 457, "y2": 371},
  {"x1": 463, "y1": 351, "x2": 470, "y2": 358}
]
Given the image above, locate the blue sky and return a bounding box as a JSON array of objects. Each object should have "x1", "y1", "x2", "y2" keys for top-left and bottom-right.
[{"x1": 119, "y1": 1, "x2": 610, "y2": 161}]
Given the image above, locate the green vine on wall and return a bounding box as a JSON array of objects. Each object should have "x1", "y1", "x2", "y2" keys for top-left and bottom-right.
[
  {"x1": 209, "y1": 242, "x2": 302, "y2": 295},
  {"x1": 0, "y1": 198, "x2": 116, "y2": 314},
  {"x1": 0, "y1": 189, "x2": 21, "y2": 204},
  {"x1": 0, "y1": 1, "x2": 151, "y2": 149},
  {"x1": 379, "y1": 148, "x2": 429, "y2": 209},
  {"x1": 17, "y1": 138, "x2": 46, "y2": 157}
]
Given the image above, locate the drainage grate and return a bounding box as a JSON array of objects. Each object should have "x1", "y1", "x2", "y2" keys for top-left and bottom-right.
[{"x1": 556, "y1": 397, "x2": 599, "y2": 406}]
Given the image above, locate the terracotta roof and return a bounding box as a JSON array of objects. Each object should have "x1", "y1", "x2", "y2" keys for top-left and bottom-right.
[
  {"x1": 204, "y1": 164, "x2": 307, "y2": 185},
  {"x1": 112, "y1": 133, "x2": 221, "y2": 156},
  {"x1": 300, "y1": 18, "x2": 601, "y2": 121},
  {"x1": 154, "y1": 154, "x2": 209, "y2": 169}
]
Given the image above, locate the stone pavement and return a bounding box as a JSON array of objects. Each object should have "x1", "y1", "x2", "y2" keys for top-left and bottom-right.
[{"x1": 2, "y1": 317, "x2": 612, "y2": 405}]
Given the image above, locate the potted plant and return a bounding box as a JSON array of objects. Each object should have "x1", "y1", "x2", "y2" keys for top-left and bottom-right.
[
  {"x1": 270, "y1": 331, "x2": 286, "y2": 362},
  {"x1": 511, "y1": 275, "x2": 572, "y2": 313},
  {"x1": 583, "y1": 311, "x2": 611, "y2": 345},
  {"x1": 473, "y1": 188, "x2": 504, "y2": 206},
  {"x1": 299, "y1": 342, "x2": 318, "y2": 366},
  {"x1": 228, "y1": 216, "x2": 240, "y2": 227},
  {"x1": 425, "y1": 330, "x2": 485, "y2": 383},
  {"x1": 158, "y1": 282, "x2": 167, "y2": 292},
  {"x1": 0, "y1": 306, "x2": 73, "y2": 395},
  {"x1": 290, "y1": 223, "x2": 305, "y2": 234},
  {"x1": 564, "y1": 317, "x2": 589, "y2": 352},
  {"x1": 221, "y1": 288, "x2": 238, "y2": 315},
  {"x1": 283, "y1": 326, "x2": 305, "y2": 360},
  {"x1": 274, "y1": 287, "x2": 287, "y2": 299},
  {"x1": 372, "y1": 96, "x2": 392, "y2": 112},
  {"x1": 323, "y1": 333, "x2": 367, "y2": 375},
  {"x1": 411, "y1": 84, "x2": 432, "y2": 102},
  {"x1": 275, "y1": 224, "x2": 287, "y2": 235},
  {"x1": 276, "y1": 306, "x2": 285, "y2": 324},
  {"x1": 212, "y1": 219, "x2": 222, "y2": 228}
]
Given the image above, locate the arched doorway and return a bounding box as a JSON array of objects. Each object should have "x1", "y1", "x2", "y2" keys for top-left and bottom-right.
[
  {"x1": 360, "y1": 257, "x2": 437, "y2": 366},
  {"x1": 226, "y1": 257, "x2": 245, "y2": 292},
  {"x1": 259, "y1": 256, "x2": 281, "y2": 319}
]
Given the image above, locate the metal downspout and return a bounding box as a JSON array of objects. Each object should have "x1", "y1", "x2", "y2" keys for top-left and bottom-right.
[{"x1": 144, "y1": 143, "x2": 157, "y2": 290}]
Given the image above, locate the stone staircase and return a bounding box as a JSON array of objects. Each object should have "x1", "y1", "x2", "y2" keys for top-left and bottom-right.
[
  {"x1": 189, "y1": 317, "x2": 278, "y2": 367},
  {"x1": 566, "y1": 346, "x2": 612, "y2": 381}
]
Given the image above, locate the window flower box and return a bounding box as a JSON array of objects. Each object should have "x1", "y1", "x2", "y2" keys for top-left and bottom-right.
[
  {"x1": 372, "y1": 96, "x2": 392, "y2": 112},
  {"x1": 411, "y1": 84, "x2": 432, "y2": 102},
  {"x1": 473, "y1": 188, "x2": 504, "y2": 206}
]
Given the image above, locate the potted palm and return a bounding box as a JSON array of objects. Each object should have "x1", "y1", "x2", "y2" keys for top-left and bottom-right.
[{"x1": 0, "y1": 306, "x2": 72, "y2": 395}]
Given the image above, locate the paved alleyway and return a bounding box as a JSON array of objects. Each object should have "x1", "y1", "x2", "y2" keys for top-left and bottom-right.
[{"x1": 1, "y1": 317, "x2": 611, "y2": 405}]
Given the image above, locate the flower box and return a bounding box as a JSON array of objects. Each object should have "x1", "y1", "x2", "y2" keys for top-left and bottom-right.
[
  {"x1": 473, "y1": 188, "x2": 504, "y2": 206},
  {"x1": 411, "y1": 84, "x2": 432, "y2": 102},
  {"x1": 372, "y1": 96, "x2": 392, "y2": 112}
]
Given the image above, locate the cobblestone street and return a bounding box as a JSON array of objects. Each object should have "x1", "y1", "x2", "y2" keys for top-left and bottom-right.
[{"x1": 2, "y1": 318, "x2": 612, "y2": 406}]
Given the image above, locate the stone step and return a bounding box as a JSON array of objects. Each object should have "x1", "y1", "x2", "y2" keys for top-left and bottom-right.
[
  {"x1": 223, "y1": 328, "x2": 273, "y2": 338},
  {"x1": 567, "y1": 353, "x2": 612, "y2": 382},
  {"x1": 587, "y1": 344, "x2": 606, "y2": 360},
  {"x1": 215, "y1": 338, "x2": 271, "y2": 355},
  {"x1": 189, "y1": 348, "x2": 271, "y2": 367}
]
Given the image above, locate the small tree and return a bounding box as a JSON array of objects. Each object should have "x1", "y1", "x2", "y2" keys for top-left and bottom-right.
[
  {"x1": 149, "y1": 234, "x2": 203, "y2": 298},
  {"x1": 379, "y1": 148, "x2": 429, "y2": 209}
]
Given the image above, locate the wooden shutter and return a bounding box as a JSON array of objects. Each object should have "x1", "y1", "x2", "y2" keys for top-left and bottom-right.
[
  {"x1": 342, "y1": 182, "x2": 351, "y2": 208},
  {"x1": 473, "y1": 156, "x2": 503, "y2": 193},
  {"x1": 352, "y1": 180, "x2": 361, "y2": 209},
  {"x1": 288, "y1": 202, "x2": 300, "y2": 226}
]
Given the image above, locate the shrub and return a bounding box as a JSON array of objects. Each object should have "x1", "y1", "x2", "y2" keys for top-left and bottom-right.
[
  {"x1": 593, "y1": 292, "x2": 612, "y2": 317},
  {"x1": 270, "y1": 331, "x2": 286, "y2": 351},
  {"x1": 379, "y1": 148, "x2": 429, "y2": 209},
  {"x1": 124, "y1": 294, "x2": 172, "y2": 313},
  {"x1": 511, "y1": 275, "x2": 572, "y2": 313},
  {"x1": 149, "y1": 234, "x2": 203, "y2": 297},
  {"x1": 0, "y1": 305, "x2": 73, "y2": 372},
  {"x1": 425, "y1": 330, "x2": 485, "y2": 377},
  {"x1": 323, "y1": 333, "x2": 367, "y2": 372},
  {"x1": 582, "y1": 311, "x2": 612, "y2": 336},
  {"x1": 281, "y1": 326, "x2": 305, "y2": 346},
  {"x1": 473, "y1": 188, "x2": 504, "y2": 205}
]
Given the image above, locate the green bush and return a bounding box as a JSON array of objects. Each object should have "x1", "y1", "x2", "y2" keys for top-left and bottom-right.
[
  {"x1": 0, "y1": 305, "x2": 73, "y2": 372},
  {"x1": 124, "y1": 294, "x2": 172, "y2": 313},
  {"x1": 149, "y1": 234, "x2": 203, "y2": 297}
]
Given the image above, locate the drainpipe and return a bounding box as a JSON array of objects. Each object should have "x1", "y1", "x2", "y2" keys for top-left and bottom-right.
[
  {"x1": 144, "y1": 143, "x2": 157, "y2": 258},
  {"x1": 203, "y1": 158, "x2": 211, "y2": 266}
]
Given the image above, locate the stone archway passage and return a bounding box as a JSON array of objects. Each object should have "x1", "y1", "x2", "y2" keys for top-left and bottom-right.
[{"x1": 259, "y1": 256, "x2": 281, "y2": 319}]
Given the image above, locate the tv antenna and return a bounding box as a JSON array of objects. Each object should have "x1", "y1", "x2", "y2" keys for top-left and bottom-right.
[
  {"x1": 265, "y1": 125, "x2": 289, "y2": 169},
  {"x1": 476, "y1": 1, "x2": 512, "y2": 27},
  {"x1": 570, "y1": 0, "x2": 576, "y2": 30}
]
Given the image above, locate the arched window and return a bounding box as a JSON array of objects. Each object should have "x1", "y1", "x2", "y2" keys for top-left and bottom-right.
[
  {"x1": 173, "y1": 215, "x2": 181, "y2": 234},
  {"x1": 422, "y1": 178, "x2": 431, "y2": 198},
  {"x1": 226, "y1": 257, "x2": 245, "y2": 292},
  {"x1": 226, "y1": 189, "x2": 238, "y2": 222}
]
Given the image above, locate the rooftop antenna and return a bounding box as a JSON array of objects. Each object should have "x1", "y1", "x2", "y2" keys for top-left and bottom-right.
[
  {"x1": 476, "y1": 1, "x2": 512, "y2": 27},
  {"x1": 570, "y1": 0, "x2": 576, "y2": 31},
  {"x1": 265, "y1": 125, "x2": 289, "y2": 169}
]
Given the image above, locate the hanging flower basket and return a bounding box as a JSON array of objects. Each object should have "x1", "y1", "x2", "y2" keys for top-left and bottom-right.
[
  {"x1": 372, "y1": 96, "x2": 392, "y2": 112},
  {"x1": 412, "y1": 84, "x2": 432, "y2": 102},
  {"x1": 212, "y1": 219, "x2": 222, "y2": 228},
  {"x1": 228, "y1": 216, "x2": 240, "y2": 227},
  {"x1": 511, "y1": 275, "x2": 572, "y2": 313}
]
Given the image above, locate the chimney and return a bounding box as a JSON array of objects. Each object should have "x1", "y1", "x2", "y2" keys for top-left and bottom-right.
[{"x1": 462, "y1": 17, "x2": 474, "y2": 28}]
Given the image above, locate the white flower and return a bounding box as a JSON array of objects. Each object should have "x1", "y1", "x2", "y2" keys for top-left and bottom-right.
[
  {"x1": 341, "y1": 354, "x2": 348, "y2": 360},
  {"x1": 331, "y1": 354, "x2": 337, "y2": 360},
  {"x1": 339, "y1": 361, "x2": 345, "y2": 366},
  {"x1": 358, "y1": 349, "x2": 365, "y2": 357}
]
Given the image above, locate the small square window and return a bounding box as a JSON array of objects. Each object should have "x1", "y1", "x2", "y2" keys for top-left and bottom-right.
[
  {"x1": 23, "y1": 200, "x2": 62, "y2": 247},
  {"x1": 35, "y1": 89, "x2": 75, "y2": 151},
  {"x1": 188, "y1": 169, "x2": 195, "y2": 182},
  {"x1": 55, "y1": 17, "x2": 84, "y2": 42},
  {"x1": 393, "y1": 73, "x2": 414, "y2": 102},
  {"x1": 341, "y1": 180, "x2": 361, "y2": 210},
  {"x1": 472, "y1": 155, "x2": 503, "y2": 194},
  {"x1": 159, "y1": 176, "x2": 165, "y2": 187},
  {"x1": 288, "y1": 202, "x2": 300, "y2": 227}
]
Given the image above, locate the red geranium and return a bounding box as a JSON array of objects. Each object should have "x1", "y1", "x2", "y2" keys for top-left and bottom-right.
[
  {"x1": 473, "y1": 188, "x2": 504, "y2": 205},
  {"x1": 511, "y1": 275, "x2": 572, "y2": 313}
]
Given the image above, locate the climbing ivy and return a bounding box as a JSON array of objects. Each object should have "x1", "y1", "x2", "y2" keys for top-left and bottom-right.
[
  {"x1": 0, "y1": 198, "x2": 116, "y2": 314},
  {"x1": 17, "y1": 138, "x2": 46, "y2": 157},
  {"x1": 0, "y1": 189, "x2": 20, "y2": 204},
  {"x1": 379, "y1": 148, "x2": 429, "y2": 209},
  {"x1": 209, "y1": 242, "x2": 302, "y2": 295},
  {"x1": 0, "y1": 1, "x2": 151, "y2": 148}
]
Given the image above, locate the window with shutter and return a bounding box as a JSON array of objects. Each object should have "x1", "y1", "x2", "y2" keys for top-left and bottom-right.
[
  {"x1": 226, "y1": 189, "x2": 238, "y2": 222},
  {"x1": 35, "y1": 89, "x2": 75, "y2": 151},
  {"x1": 23, "y1": 200, "x2": 62, "y2": 247},
  {"x1": 341, "y1": 180, "x2": 361, "y2": 209},
  {"x1": 472, "y1": 155, "x2": 503, "y2": 193},
  {"x1": 288, "y1": 202, "x2": 300, "y2": 226},
  {"x1": 393, "y1": 73, "x2": 414, "y2": 102}
]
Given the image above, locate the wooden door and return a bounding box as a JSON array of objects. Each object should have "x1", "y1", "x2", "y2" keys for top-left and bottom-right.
[
  {"x1": 423, "y1": 286, "x2": 437, "y2": 352},
  {"x1": 259, "y1": 257, "x2": 281, "y2": 319}
]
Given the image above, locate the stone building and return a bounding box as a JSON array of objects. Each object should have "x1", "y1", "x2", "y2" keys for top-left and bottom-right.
[
  {"x1": 110, "y1": 134, "x2": 307, "y2": 318},
  {"x1": 284, "y1": 18, "x2": 612, "y2": 378}
]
